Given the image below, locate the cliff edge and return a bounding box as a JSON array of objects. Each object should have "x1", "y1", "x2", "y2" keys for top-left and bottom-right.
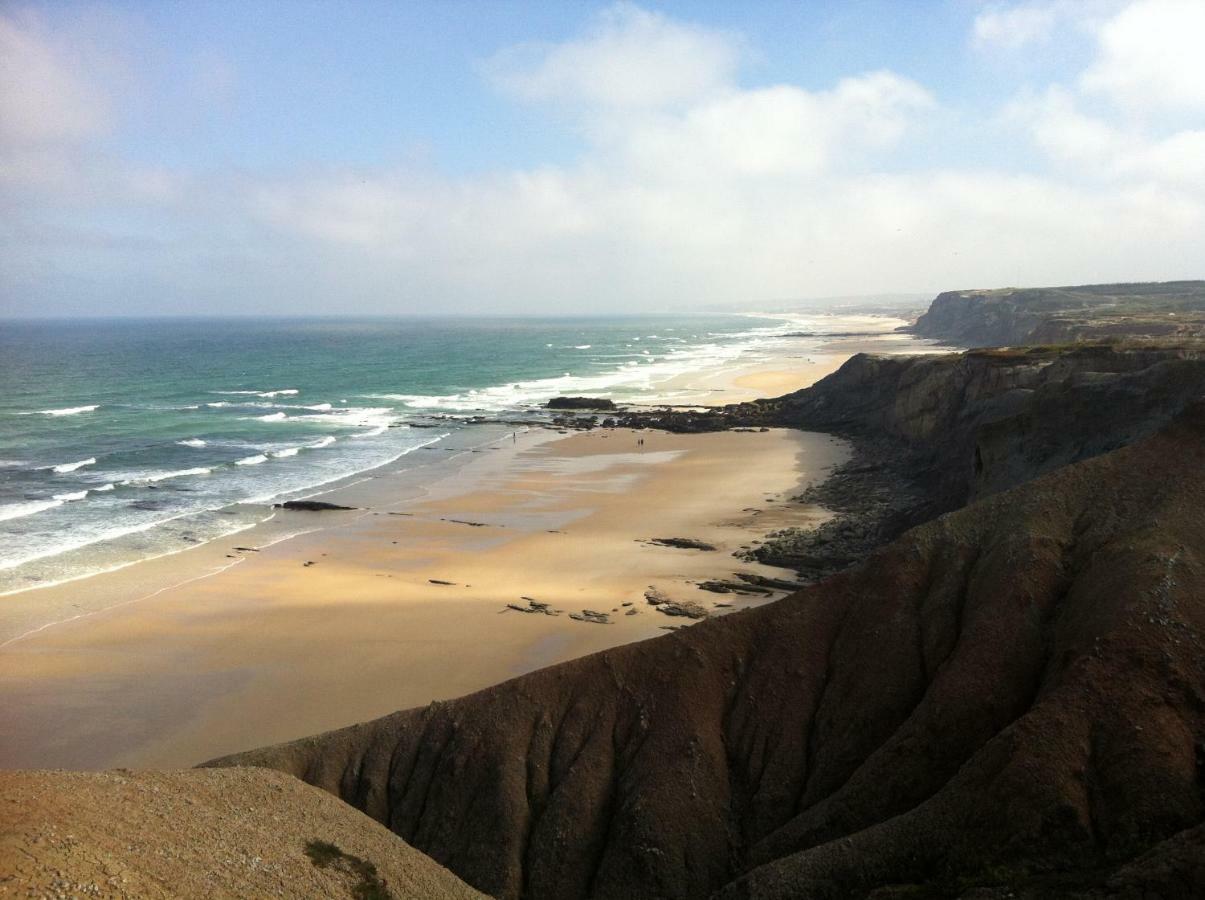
[{"x1": 909, "y1": 281, "x2": 1205, "y2": 347}]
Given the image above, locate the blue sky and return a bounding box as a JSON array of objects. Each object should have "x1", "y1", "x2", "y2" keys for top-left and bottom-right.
[{"x1": 1, "y1": 1, "x2": 1203, "y2": 316}]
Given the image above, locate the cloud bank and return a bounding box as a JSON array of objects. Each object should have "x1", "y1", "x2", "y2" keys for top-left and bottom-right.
[{"x1": 1, "y1": 1, "x2": 1203, "y2": 316}]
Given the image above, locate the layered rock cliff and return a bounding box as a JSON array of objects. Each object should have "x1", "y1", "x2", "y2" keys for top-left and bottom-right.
[
  {"x1": 760, "y1": 344, "x2": 1205, "y2": 509},
  {"x1": 909, "y1": 281, "x2": 1205, "y2": 347},
  {"x1": 212, "y1": 402, "x2": 1205, "y2": 900}
]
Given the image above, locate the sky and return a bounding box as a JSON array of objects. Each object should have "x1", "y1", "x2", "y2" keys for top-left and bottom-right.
[{"x1": 1, "y1": 0, "x2": 1203, "y2": 317}]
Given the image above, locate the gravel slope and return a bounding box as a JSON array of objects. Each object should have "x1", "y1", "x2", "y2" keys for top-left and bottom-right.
[{"x1": 0, "y1": 768, "x2": 485, "y2": 899}]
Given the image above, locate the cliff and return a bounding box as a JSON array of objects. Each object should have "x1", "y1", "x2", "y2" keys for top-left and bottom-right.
[
  {"x1": 762, "y1": 344, "x2": 1205, "y2": 508},
  {"x1": 909, "y1": 281, "x2": 1205, "y2": 347},
  {"x1": 211, "y1": 402, "x2": 1205, "y2": 900}
]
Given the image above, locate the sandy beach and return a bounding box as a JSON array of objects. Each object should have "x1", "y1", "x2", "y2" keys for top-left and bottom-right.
[
  {"x1": 0, "y1": 426, "x2": 846, "y2": 769},
  {"x1": 0, "y1": 324, "x2": 930, "y2": 771}
]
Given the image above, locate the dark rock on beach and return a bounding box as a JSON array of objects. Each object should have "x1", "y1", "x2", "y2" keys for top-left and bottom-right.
[
  {"x1": 545, "y1": 396, "x2": 617, "y2": 410},
  {"x1": 645, "y1": 537, "x2": 717, "y2": 551},
  {"x1": 653, "y1": 599, "x2": 709, "y2": 619},
  {"x1": 274, "y1": 500, "x2": 357, "y2": 512},
  {"x1": 697, "y1": 579, "x2": 773, "y2": 596},
  {"x1": 506, "y1": 599, "x2": 561, "y2": 617}
]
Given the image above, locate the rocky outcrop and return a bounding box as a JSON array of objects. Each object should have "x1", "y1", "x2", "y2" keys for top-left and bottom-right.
[
  {"x1": 762, "y1": 344, "x2": 1205, "y2": 510},
  {"x1": 274, "y1": 500, "x2": 357, "y2": 512},
  {"x1": 910, "y1": 281, "x2": 1205, "y2": 347},
  {"x1": 546, "y1": 397, "x2": 617, "y2": 410},
  {"x1": 645, "y1": 537, "x2": 717, "y2": 551},
  {"x1": 210, "y1": 403, "x2": 1205, "y2": 900}
]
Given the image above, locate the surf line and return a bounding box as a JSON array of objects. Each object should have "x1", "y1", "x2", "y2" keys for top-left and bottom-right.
[{"x1": 0, "y1": 556, "x2": 248, "y2": 650}]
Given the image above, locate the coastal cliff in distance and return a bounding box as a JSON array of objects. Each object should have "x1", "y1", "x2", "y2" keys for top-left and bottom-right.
[
  {"x1": 213, "y1": 401, "x2": 1205, "y2": 899},
  {"x1": 909, "y1": 280, "x2": 1205, "y2": 347}
]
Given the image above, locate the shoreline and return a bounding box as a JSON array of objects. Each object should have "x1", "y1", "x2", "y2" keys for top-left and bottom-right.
[
  {"x1": 0, "y1": 320, "x2": 930, "y2": 644},
  {"x1": 0, "y1": 322, "x2": 938, "y2": 771}
]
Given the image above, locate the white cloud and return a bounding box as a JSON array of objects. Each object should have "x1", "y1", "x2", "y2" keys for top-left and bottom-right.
[
  {"x1": 1002, "y1": 0, "x2": 1205, "y2": 192},
  {"x1": 972, "y1": 3, "x2": 1060, "y2": 50},
  {"x1": 0, "y1": 12, "x2": 184, "y2": 208},
  {"x1": 485, "y1": 2, "x2": 740, "y2": 109},
  {"x1": 1081, "y1": 0, "x2": 1205, "y2": 112},
  {"x1": 1008, "y1": 87, "x2": 1205, "y2": 187},
  {"x1": 604, "y1": 73, "x2": 933, "y2": 181},
  {"x1": 0, "y1": 13, "x2": 109, "y2": 147},
  {"x1": 1, "y1": 2, "x2": 1203, "y2": 316}
]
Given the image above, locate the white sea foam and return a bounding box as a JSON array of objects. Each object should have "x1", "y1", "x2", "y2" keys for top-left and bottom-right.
[
  {"x1": 0, "y1": 499, "x2": 63, "y2": 522},
  {"x1": 214, "y1": 388, "x2": 299, "y2": 398},
  {"x1": 0, "y1": 505, "x2": 244, "y2": 577},
  {"x1": 307, "y1": 436, "x2": 336, "y2": 449},
  {"x1": 206, "y1": 401, "x2": 231, "y2": 408},
  {"x1": 350, "y1": 425, "x2": 387, "y2": 438},
  {"x1": 177, "y1": 438, "x2": 207, "y2": 448},
  {"x1": 303, "y1": 403, "x2": 332, "y2": 411},
  {"x1": 95, "y1": 483, "x2": 116, "y2": 492},
  {"x1": 33, "y1": 405, "x2": 99, "y2": 416},
  {"x1": 52, "y1": 490, "x2": 89, "y2": 502},
  {"x1": 235, "y1": 454, "x2": 268, "y2": 466},
  {"x1": 359, "y1": 317, "x2": 827, "y2": 413},
  {"x1": 272, "y1": 447, "x2": 300, "y2": 458},
  {"x1": 48, "y1": 457, "x2": 97, "y2": 474},
  {"x1": 574, "y1": 344, "x2": 591, "y2": 349},
  {"x1": 122, "y1": 467, "x2": 212, "y2": 485},
  {"x1": 254, "y1": 412, "x2": 287, "y2": 422},
  {"x1": 296, "y1": 407, "x2": 394, "y2": 430}
]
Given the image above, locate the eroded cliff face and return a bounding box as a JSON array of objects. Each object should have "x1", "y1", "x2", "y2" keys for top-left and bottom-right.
[
  {"x1": 211, "y1": 404, "x2": 1205, "y2": 900},
  {"x1": 910, "y1": 281, "x2": 1205, "y2": 347},
  {"x1": 758, "y1": 344, "x2": 1205, "y2": 511}
]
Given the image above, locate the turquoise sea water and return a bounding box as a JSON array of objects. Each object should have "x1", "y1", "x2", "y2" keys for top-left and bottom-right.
[{"x1": 0, "y1": 314, "x2": 838, "y2": 593}]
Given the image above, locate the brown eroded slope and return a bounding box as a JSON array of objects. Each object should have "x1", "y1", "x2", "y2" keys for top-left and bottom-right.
[
  {"x1": 0, "y1": 768, "x2": 485, "y2": 899},
  {"x1": 212, "y1": 403, "x2": 1205, "y2": 898}
]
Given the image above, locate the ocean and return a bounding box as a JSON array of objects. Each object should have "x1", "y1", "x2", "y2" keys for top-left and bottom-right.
[{"x1": 0, "y1": 313, "x2": 857, "y2": 594}]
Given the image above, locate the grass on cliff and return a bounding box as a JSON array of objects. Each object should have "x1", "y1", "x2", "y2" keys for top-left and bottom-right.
[{"x1": 304, "y1": 839, "x2": 393, "y2": 900}]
